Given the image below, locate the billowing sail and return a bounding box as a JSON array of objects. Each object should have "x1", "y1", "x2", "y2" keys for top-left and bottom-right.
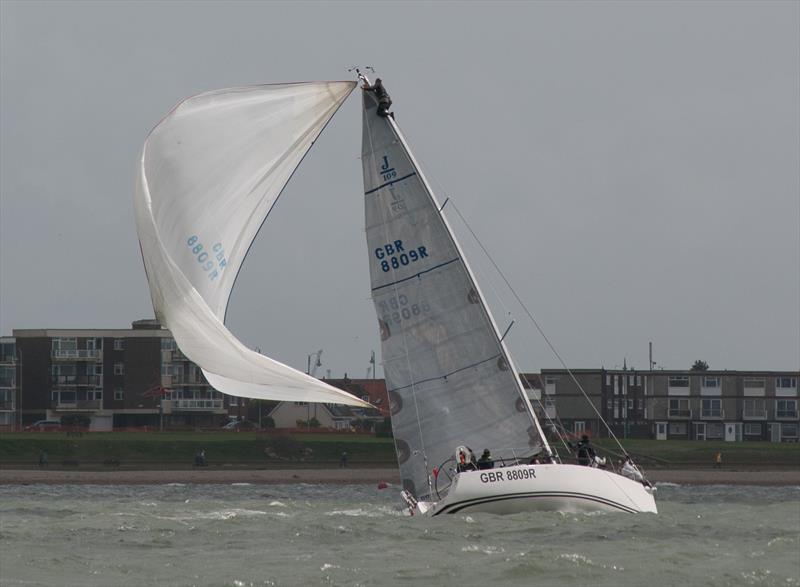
[
  {"x1": 361, "y1": 89, "x2": 548, "y2": 498},
  {"x1": 135, "y1": 81, "x2": 370, "y2": 407}
]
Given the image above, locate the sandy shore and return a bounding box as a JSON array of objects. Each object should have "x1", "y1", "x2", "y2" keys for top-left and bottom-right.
[{"x1": 1, "y1": 467, "x2": 798, "y2": 486}]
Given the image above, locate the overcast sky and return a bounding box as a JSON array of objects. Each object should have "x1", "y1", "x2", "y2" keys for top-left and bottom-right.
[{"x1": 1, "y1": 1, "x2": 798, "y2": 377}]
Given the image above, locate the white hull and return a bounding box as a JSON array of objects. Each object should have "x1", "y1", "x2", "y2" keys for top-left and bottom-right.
[{"x1": 419, "y1": 464, "x2": 657, "y2": 515}]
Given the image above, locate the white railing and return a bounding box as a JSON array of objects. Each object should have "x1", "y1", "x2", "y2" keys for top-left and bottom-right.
[
  {"x1": 172, "y1": 399, "x2": 224, "y2": 410},
  {"x1": 52, "y1": 349, "x2": 101, "y2": 360}
]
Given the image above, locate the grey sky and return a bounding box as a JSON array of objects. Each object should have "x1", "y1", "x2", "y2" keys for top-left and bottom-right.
[{"x1": 1, "y1": 0, "x2": 798, "y2": 377}]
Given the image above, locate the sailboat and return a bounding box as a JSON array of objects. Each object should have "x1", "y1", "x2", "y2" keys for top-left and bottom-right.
[{"x1": 134, "y1": 75, "x2": 657, "y2": 515}]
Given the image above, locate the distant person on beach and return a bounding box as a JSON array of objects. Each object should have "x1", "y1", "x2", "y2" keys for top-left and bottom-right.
[
  {"x1": 339, "y1": 451, "x2": 347, "y2": 468},
  {"x1": 714, "y1": 451, "x2": 722, "y2": 469},
  {"x1": 38, "y1": 450, "x2": 48, "y2": 468}
]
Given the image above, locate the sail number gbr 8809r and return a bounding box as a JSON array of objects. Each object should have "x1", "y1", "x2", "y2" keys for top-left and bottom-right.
[{"x1": 375, "y1": 240, "x2": 428, "y2": 273}]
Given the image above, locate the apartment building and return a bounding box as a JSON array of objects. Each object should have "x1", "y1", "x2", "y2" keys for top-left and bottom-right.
[
  {"x1": 535, "y1": 368, "x2": 799, "y2": 442},
  {"x1": 9, "y1": 320, "x2": 228, "y2": 430}
]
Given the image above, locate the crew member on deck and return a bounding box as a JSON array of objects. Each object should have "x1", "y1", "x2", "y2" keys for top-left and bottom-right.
[
  {"x1": 477, "y1": 449, "x2": 494, "y2": 470},
  {"x1": 362, "y1": 78, "x2": 393, "y2": 118},
  {"x1": 575, "y1": 434, "x2": 596, "y2": 467}
]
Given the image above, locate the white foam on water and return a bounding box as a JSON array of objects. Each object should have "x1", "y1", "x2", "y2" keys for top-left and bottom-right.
[
  {"x1": 325, "y1": 508, "x2": 385, "y2": 518},
  {"x1": 461, "y1": 544, "x2": 506, "y2": 555}
]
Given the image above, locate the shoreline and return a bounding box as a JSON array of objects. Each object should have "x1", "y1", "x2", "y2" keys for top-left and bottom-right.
[{"x1": 1, "y1": 467, "x2": 798, "y2": 486}]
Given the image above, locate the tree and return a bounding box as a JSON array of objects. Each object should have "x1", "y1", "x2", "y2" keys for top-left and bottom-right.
[{"x1": 691, "y1": 360, "x2": 709, "y2": 371}]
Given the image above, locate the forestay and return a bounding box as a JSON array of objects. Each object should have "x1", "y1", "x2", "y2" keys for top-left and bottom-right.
[
  {"x1": 361, "y1": 90, "x2": 546, "y2": 499},
  {"x1": 134, "y1": 81, "x2": 369, "y2": 406}
]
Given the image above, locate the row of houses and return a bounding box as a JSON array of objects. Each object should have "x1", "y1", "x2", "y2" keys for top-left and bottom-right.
[{"x1": 1, "y1": 321, "x2": 797, "y2": 441}]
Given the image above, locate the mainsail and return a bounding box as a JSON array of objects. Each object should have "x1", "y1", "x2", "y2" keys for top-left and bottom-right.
[
  {"x1": 361, "y1": 90, "x2": 550, "y2": 499},
  {"x1": 134, "y1": 81, "x2": 370, "y2": 406}
]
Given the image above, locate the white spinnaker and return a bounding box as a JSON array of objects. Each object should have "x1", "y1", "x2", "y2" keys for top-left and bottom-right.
[
  {"x1": 134, "y1": 81, "x2": 369, "y2": 406},
  {"x1": 361, "y1": 90, "x2": 546, "y2": 499}
]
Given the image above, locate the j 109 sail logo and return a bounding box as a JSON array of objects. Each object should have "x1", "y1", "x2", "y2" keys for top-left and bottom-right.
[{"x1": 379, "y1": 155, "x2": 396, "y2": 182}]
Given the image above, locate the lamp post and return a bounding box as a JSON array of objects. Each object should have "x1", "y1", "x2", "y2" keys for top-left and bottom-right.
[{"x1": 306, "y1": 350, "x2": 322, "y2": 429}]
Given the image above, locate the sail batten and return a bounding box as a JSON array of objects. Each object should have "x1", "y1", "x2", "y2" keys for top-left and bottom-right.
[{"x1": 135, "y1": 81, "x2": 370, "y2": 407}]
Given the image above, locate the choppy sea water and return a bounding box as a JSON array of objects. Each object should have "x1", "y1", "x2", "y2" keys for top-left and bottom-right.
[{"x1": 0, "y1": 483, "x2": 798, "y2": 587}]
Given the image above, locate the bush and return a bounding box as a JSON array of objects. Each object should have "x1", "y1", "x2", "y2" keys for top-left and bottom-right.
[{"x1": 375, "y1": 417, "x2": 393, "y2": 438}]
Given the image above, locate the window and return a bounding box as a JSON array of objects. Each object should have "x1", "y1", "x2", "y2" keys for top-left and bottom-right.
[
  {"x1": 706, "y1": 423, "x2": 724, "y2": 439},
  {"x1": 669, "y1": 398, "x2": 690, "y2": 417},
  {"x1": 114, "y1": 363, "x2": 124, "y2": 376},
  {"x1": 780, "y1": 423, "x2": 798, "y2": 440},
  {"x1": 0, "y1": 366, "x2": 14, "y2": 388},
  {"x1": 161, "y1": 337, "x2": 175, "y2": 351},
  {"x1": 605, "y1": 374, "x2": 611, "y2": 386},
  {"x1": 114, "y1": 388, "x2": 124, "y2": 400},
  {"x1": 743, "y1": 398, "x2": 766, "y2": 418},
  {"x1": 776, "y1": 399, "x2": 797, "y2": 419},
  {"x1": 669, "y1": 422, "x2": 687, "y2": 435},
  {"x1": 627, "y1": 399, "x2": 634, "y2": 410},
  {"x1": 628, "y1": 375, "x2": 636, "y2": 386},
  {"x1": 574, "y1": 421, "x2": 585, "y2": 433},
  {"x1": 703, "y1": 377, "x2": 720, "y2": 388},
  {"x1": 743, "y1": 377, "x2": 765, "y2": 389},
  {"x1": 701, "y1": 398, "x2": 722, "y2": 418},
  {"x1": 636, "y1": 375, "x2": 642, "y2": 386},
  {"x1": 114, "y1": 338, "x2": 124, "y2": 351},
  {"x1": 0, "y1": 341, "x2": 16, "y2": 363},
  {"x1": 52, "y1": 337, "x2": 77, "y2": 352},
  {"x1": 87, "y1": 389, "x2": 102, "y2": 401},
  {"x1": 776, "y1": 377, "x2": 797, "y2": 389},
  {"x1": 669, "y1": 376, "x2": 689, "y2": 388},
  {"x1": 52, "y1": 390, "x2": 76, "y2": 404},
  {"x1": 744, "y1": 423, "x2": 761, "y2": 436}
]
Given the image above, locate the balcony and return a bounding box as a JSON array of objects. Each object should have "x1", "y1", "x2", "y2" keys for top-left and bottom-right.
[
  {"x1": 51, "y1": 375, "x2": 103, "y2": 387},
  {"x1": 776, "y1": 410, "x2": 798, "y2": 420},
  {"x1": 668, "y1": 409, "x2": 692, "y2": 419},
  {"x1": 0, "y1": 401, "x2": 15, "y2": 411},
  {"x1": 172, "y1": 399, "x2": 224, "y2": 411},
  {"x1": 700, "y1": 410, "x2": 724, "y2": 420},
  {"x1": 52, "y1": 349, "x2": 101, "y2": 360},
  {"x1": 51, "y1": 400, "x2": 102, "y2": 411},
  {"x1": 743, "y1": 409, "x2": 767, "y2": 420}
]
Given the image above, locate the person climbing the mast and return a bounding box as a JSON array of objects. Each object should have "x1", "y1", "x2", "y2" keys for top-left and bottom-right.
[{"x1": 362, "y1": 77, "x2": 393, "y2": 118}]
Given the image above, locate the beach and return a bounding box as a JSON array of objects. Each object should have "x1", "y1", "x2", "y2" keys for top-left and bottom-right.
[{"x1": 1, "y1": 467, "x2": 798, "y2": 486}]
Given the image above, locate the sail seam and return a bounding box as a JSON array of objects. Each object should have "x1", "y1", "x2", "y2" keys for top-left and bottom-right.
[
  {"x1": 364, "y1": 172, "x2": 417, "y2": 195},
  {"x1": 386, "y1": 354, "x2": 502, "y2": 393},
  {"x1": 370, "y1": 258, "x2": 460, "y2": 292}
]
